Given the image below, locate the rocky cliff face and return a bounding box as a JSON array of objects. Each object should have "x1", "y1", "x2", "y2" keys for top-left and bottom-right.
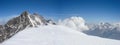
[
  {"x1": 0, "y1": 11, "x2": 49, "y2": 43},
  {"x1": 0, "y1": 25, "x2": 6, "y2": 42}
]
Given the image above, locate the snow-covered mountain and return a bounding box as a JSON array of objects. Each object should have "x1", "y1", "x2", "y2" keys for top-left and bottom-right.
[
  {"x1": 84, "y1": 22, "x2": 120, "y2": 40},
  {"x1": 1, "y1": 25, "x2": 120, "y2": 45},
  {"x1": 0, "y1": 11, "x2": 120, "y2": 45},
  {"x1": 58, "y1": 16, "x2": 120, "y2": 40},
  {"x1": 0, "y1": 11, "x2": 52, "y2": 43}
]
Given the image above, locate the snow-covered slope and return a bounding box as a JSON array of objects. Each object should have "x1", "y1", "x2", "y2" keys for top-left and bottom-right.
[{"x1": 1, "y1": 25, "x2": 120, "y2": 45}]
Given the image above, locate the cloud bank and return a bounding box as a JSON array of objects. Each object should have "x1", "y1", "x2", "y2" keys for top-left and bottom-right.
[{"x1": 58, "y1": 16, "x2": 89, "y2": 31}]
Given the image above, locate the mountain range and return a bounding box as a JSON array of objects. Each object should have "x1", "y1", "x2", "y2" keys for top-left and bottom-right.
[
  {"x1": 0, "y1": 11, "x2": 120, "y2": 45},
  {"x1": 83, "y1": 22, "x2": 120, "y2": 40}
]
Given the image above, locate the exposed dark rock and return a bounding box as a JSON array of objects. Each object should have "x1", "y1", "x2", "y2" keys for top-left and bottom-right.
[
  {"x1": 0, "y1": 11, "x2": 48, "y2": 43},
  {"x1": 47, "y1": 19, "x2": 56, "y2": 25}
]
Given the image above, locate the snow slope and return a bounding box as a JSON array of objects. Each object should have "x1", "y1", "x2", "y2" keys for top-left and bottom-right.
[{"x1": 1, "y1": 25, "x2": 120, "y2": 45}]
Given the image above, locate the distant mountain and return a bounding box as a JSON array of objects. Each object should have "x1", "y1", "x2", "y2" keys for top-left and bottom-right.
[
  {"x1": 0, "y1": 11, "x2": 56, "y2": 43},
  {"x1": 83, "y1": 22, "x2": 120, "y2": 40},
  {"x1": 58, "y1": 17, "x2": 120, "y2": 40}
]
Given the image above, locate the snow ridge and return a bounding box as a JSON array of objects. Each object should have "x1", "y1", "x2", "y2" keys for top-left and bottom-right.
[{"x1": 1, "y1": 25, "x2": 120, "y2": 45}]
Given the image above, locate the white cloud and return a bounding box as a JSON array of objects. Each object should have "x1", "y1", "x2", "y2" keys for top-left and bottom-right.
[{"x1": 58, "y1": 16, "x2": 89, "y2": 31}]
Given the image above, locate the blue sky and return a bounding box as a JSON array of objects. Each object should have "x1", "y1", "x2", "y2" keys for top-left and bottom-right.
[{"x1": 0, "y1": 0, "x2": 120, "y2": 23}]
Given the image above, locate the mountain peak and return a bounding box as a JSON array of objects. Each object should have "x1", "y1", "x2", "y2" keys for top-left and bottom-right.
[
  {"x1": 21, "y1": 11, "x2": 29, "y2": 16},
  {"x1": 33, "y1": 13, "x2": 39, "y2": 15},
  {"x1": 0, "y1": 11, "x2": 49, "y2": 43}
]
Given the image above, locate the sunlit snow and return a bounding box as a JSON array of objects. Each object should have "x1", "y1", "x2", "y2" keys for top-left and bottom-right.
[{"x1": 1, "y1": 25, "x2": 120, "y2": 45}]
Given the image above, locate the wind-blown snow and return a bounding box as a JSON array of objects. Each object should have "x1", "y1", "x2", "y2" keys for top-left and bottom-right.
[
  {"x1": 58, "y1": 16, "x2": 89, "y2": 31},
  {"x1": 1, "y1": 25, "x2": 120, "y2": 45}
]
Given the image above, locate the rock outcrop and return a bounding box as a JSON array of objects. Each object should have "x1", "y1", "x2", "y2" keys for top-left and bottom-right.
[{"x1": 0, "y1": 11, "x2": 49, "y2": 43}]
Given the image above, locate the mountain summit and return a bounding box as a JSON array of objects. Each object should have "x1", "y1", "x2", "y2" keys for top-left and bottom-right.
[{"x1": 0, "y1": 11, "x2": 48, "y2": 43}]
